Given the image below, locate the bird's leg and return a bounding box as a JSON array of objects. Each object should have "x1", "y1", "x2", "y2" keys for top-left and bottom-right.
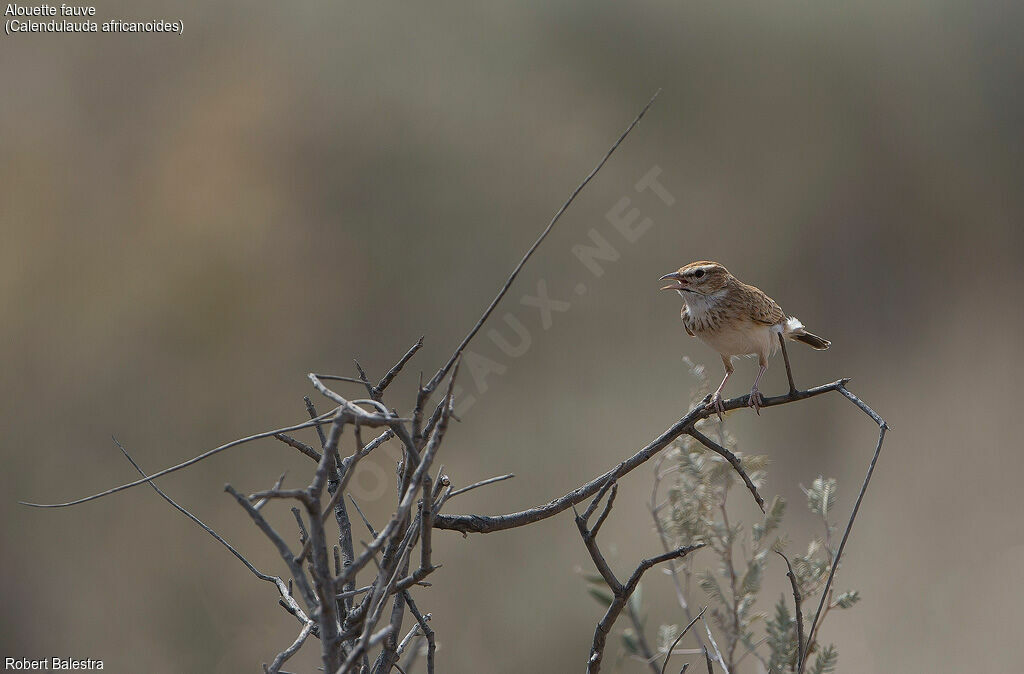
[
  {"x1": 706, "y1": 355, "x2": 734, "y2": 421},
  {"x1": 748, "y1": 358, "x2": 768, "y2": 415}
]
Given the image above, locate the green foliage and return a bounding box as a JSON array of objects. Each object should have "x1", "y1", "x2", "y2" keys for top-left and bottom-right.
[
  {"x1": 809, "y1": 644, "x2": 838, "y2": 674},
  {"x1": 766, "y1": 598, "x2": 797, "y2": 673},
  {"x1": 657, "y1": 623, "x2": 680, "y2": 656},
  {"x1": 658, "y1": 366, "x2": 778, "y2": 668},
  {"x1": 651, "y1": 360, "x2": 860, "y2": 673},
  {"x1": 578, "y1": 362, "x2": 862, "y2": 671},
  {"x1": 804, "y1": 477, "x2": 837, "y2": 521},
  {"x1": 832, "y1": 590, "x2": 861, "y2": 610}
]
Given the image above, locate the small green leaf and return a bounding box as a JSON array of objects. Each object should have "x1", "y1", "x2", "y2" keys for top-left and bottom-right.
[
  {"x1": 698, "y1": 570, "x2": 726, "y2": 604},
  {"x1": 804, "y1": 477, "x2": 837, "y2": 520},
  {"x1": 810, "y1": 644, "x2": 838, "y2": 674},
  {"x1": 657, "y1": 624, "x2": 679, "y2": 654},
  {"x1": 833, "y1": 590, "x2": 861, "y2": 609}
]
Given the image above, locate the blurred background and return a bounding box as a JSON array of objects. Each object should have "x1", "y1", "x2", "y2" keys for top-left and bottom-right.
[{"x1": 2, "y1": 0, "x2": 1023, "y2": 671}]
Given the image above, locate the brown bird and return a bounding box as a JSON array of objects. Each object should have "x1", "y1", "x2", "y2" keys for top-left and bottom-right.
[{"x1": 660, "y1": 261, "x2": 830, "y2": 417}]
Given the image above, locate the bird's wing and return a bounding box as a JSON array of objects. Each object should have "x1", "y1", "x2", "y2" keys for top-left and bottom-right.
[
  {"x1": 680, "y1": 306, "x2": 695, "y2": 336},
  {"x1": 745, "y1": 285, "x2": 786, "y2": 325}
]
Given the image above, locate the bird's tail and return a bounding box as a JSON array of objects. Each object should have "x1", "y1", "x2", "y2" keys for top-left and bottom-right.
[{"x1": 782, "y1": 317, "x2": 831, "y2": 350}]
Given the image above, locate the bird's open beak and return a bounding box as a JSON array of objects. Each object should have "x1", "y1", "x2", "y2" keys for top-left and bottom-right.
[{"x1": 659, "y1": 271, "x2": 686, "y2": 291}]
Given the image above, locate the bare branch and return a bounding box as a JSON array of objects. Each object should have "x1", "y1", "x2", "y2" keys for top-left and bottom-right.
[
  {"x1": 583, "y1": 541, "x2": 704, "y2": 674},
  {"x1": 434, "y1": 380, "x2": 849, "y2": 533},
  {"x1": 274, "y1": 433, "x2": 322, "y2": 463},
  {"x1": 336, "y1": 625, "x2": 394, "y2": 674},
  {"x1": 24, "y1": 81, "x2": 889, "y2": 674},
  {"x1": 574, "y1": 507, "x2": 619, "y2": 592},
  {"x1": 300, "y1": 417, "x2": 346, "y2": 671},
  {"x1": 264, "y1": 621, "x2": 314, "y2": 674},
  {"x1": 353, "y1": 359, "x2": 376, "y2": 399},
  {"x1": 447, "y1": 473, "x2": 515, "y2": 498},
  {"x1": 224, "y1": 484, "x2": 318, "y2": 612},
  {"x1": 307, "y1": 373, "x2": 410, "y2": 427},
  {"x1": 590, "y1": 482, "x2": 618, "y2": 540},
  {"x1": 800, "y1": 385, "x2": 888, "y2": 672},
  {"x1": 701, "y1": 615, "x2": 729, "y2": 674},
  {"x1": 336, "y1": 584, "x2": 373, "y2": 600},
  {"x1": 21, "y1": 413, "x2": 339, "y2": 508},
  {"x1": 575, "y1": 468, "x2": 704, "y2": 674},
  {"x1": 395, "y1": 622, "x2": 422, "y2": 662},
  {"x1": 349, "y1": 495, "x2": 378, "y2": 537},
  {"x1": 420, "y1": 477, "x2": 435, "y2": 572},
  {"x1": 775, "y1": 549, "x2": 805, "y2": 672},
  {"x1": 304, "y1": 396, "x2": 328, "y2": 449},
  {"x1": 377, "y1": 337, "x2": 425, "y2": 396},
  {"x1": 291, "y1": 507, "x2": 309, "y2": 545},
  {"x1": 402, "y1": 594, "x2": 435, "y2": 674},
  {"x1": 687, "y1": 429, "x2": 765, "y2": 513},
  {"x1": 112, "y1": 437, "x2": 318, "y2": 635},
  {"x1": 111, "y1": 438, "x2": 274, "y2": 582},
  {"x1": 335, "y1": 366, "x2": 458, "y2": 590},
  {"x1": 312, "y1": 373, "x2": 373, "y2": 385},
  {"x1": 661, "y1": 606, "x2": 709, "y2": 674}
]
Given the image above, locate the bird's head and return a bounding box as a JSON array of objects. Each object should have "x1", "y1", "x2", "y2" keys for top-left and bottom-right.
[{"x1": 659, "y1": 261, "x2": 731, "y2": 295}]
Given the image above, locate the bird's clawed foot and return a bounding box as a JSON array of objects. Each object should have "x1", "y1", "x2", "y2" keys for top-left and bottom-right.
[
  {"x1": 747, "y1": 387, "x2": 764, "y2": 415},
  {"x1": 705, "y1": 393, "x2": 726, "y2": 421}
]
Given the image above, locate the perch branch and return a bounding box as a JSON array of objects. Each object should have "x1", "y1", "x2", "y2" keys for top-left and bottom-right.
[{"x1": 434, "y1": 379, "x2": 849, "y2": 533}]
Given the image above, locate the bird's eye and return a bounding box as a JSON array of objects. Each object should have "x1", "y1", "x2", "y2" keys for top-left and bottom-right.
[{"x1": 694, "y1": 269, "x2": 705, "y2": 278}]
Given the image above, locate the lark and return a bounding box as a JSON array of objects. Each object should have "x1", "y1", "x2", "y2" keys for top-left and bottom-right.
[{"x1": 660, "y1": 261, "x2": 830, "y2": 417}]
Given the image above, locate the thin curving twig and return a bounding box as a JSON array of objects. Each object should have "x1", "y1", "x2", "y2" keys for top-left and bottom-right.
[
  {"x1": 661, "y1": 606, "x2": 708, "y2": 674},
  {"x1": 447, "y1": 473, "x2": 515, "y2": 498},
  {"x1": 21, "y1": 413, "x2": 339, "y2": 508},
  {"x1": 423, "y1": 89, "x2": 662, "y2": 397},
  {"x1": 800, "y1": 384, "x2": 888, "y2": 672},
  {"x1": 687, "y1": 429, "x2": 765, "y2": 513}
]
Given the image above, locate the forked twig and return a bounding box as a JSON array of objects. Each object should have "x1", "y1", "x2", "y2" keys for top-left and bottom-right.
[{"x1": 575, "y1": 475, "x2": 704, "y2": 673}]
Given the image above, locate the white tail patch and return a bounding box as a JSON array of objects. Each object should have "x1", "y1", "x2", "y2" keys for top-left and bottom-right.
[{"x1": 783, "y1": 317, "x2": 806, "y2": 336}]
